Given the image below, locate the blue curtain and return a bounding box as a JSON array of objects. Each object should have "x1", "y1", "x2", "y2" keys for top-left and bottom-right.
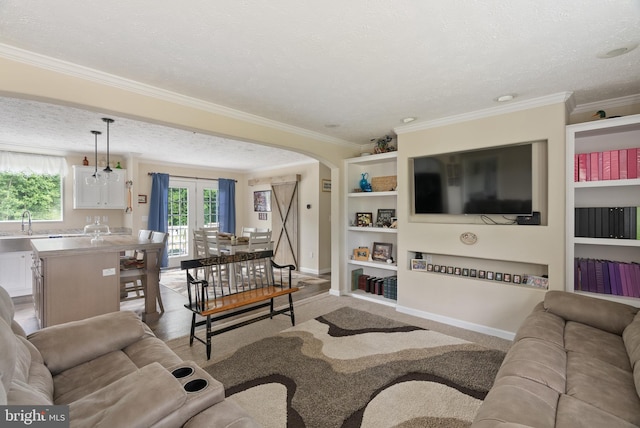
[
  {"x1": 148, "y1": 173, "x2": 169, "y2": 267},
  {"x1": 218, "y1": 178, "x2": 236, "y2": 234}
]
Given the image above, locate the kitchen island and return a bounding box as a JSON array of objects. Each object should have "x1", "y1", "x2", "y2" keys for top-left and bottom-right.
[{"x1": 31, "y1": 235, "x2": 164, "y2": 327}]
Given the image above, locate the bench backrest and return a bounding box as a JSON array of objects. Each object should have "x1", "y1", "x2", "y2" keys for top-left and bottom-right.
[{"x1": 180, "y1": 250, "x2": 294, "y2": 312}]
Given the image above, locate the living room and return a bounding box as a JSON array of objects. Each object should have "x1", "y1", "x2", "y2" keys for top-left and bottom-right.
[{"x1": 2, "y1": 2, "x2": 640, "y2": 426}]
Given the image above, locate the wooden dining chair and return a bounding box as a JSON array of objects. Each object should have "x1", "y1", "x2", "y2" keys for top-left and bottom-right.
[{"x1": 242, "y1": 231, "x2": 273, "y2": 282}]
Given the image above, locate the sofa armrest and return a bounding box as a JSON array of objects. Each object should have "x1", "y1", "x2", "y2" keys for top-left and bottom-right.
[
  {"x1": 544, "y1": 291, "x2": 638, "y2": 335},
  {"x1": 69, "y1": 362, "x2": 186, "y2": 428},
  {"x1": 28, "y1": 311, "x2": 152, "y2": 375}
]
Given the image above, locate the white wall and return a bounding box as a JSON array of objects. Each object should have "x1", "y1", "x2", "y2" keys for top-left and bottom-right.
[{"x1": 396, "y1": 102, "x2": 567, "y2": 337}]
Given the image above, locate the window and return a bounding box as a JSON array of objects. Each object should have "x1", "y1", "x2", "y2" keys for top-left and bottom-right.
[
  {"x1": 0, "y1": 152, "x2": 66, "y2": 222},
  {"x1": 203, "y1": 188, "x2": 218, "y2": 225}
]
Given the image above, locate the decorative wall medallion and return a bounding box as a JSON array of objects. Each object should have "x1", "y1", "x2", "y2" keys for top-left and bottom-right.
[{"x1": 460, "y1": 232, "x2": 478, "y2": 245}]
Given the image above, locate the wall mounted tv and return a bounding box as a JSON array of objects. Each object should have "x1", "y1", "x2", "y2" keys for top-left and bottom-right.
[{"x1": 412, "y1": 143, "x2": 533, "y2": 215}]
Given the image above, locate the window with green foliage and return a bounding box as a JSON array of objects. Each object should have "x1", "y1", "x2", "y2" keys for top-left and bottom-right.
[
  {"x1": 0, "y1": 172, "x2": 63, "y2": 221},
  {"x1": 203, "y1": 188, "x2": 218, "y2": 225}
]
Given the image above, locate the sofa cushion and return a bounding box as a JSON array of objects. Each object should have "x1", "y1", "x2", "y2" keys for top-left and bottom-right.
[
  {"x1": 123, "y1": 336, "x2": 183, "y2": 369},
  {"x1": 544, "y1": 291, "x2": 638, "y2": 335},
  {"x1": 556, "y1": 394, "x2": 639, "y2": 428},
  {"x1": 565, "y1": 321, "x2": 631, "y2": 372},
  {"x1": 53, "y1": 350, "x2": 139, "y2": 404},
  {"x1": 11, "y1": 336, "x2": 53, "y2": 403},
  {"x1": 514, "y1": 307, "x2": 565, "y2": 348},
  {"x1": 566, "y1": 352, "x2": 640, "y2": 425},
  {"x1": 0, "y1": 318, "x2": 16, "y2": 398},
  {"x1": 472, "y1": 375, "x2": 559, "y2": 428},
  {"x1": 0, "y1": 285, "x2": 14, "y2": 326},
  {"x1": 28, "y1": 311, "x2": 151, "y2": 375},
  {"x1": 495, "y1": 337, "x2": 566, "y2": 394}
]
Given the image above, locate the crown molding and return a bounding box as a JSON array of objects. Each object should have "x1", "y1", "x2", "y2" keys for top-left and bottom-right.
[
  {"x1": 394, "y1": 92, "x2": 574, "y2": 134},
  {"x1": 571, "y1": 93, "x2": 640, "y2": 115},
  {"x1": 0, "y1": 43, "x2": 360, "y2": 150}
]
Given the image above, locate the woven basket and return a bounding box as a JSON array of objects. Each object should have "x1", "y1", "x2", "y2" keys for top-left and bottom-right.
[{"x1": 371, "y1": 175, "x2": 397, "y2": 192}]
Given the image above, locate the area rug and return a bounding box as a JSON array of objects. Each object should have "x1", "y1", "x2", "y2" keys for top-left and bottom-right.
[{"x1": 204, "y1": 306, "x2": 505, "y2": 428}]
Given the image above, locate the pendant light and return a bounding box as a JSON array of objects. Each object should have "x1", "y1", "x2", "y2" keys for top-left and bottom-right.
[
  {"x1": 85, "y1": 130, "x2": 106, "y2": 186},
  {"x1": 101, "y1": 117, "x2": 119, "y2": 182}
]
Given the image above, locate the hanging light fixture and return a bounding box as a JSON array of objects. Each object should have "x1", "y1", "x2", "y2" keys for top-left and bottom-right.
[
  {"x1": 101, "y1": 117, "x2": 119, "y2": 182},
  {"x1": 85, "y1": 130, "x2": 106, "y2": 186}
]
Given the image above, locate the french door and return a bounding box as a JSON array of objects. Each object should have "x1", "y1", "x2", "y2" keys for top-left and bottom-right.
[{"x1": 166, "y1": 178, "x2": 218, "y2": 268}]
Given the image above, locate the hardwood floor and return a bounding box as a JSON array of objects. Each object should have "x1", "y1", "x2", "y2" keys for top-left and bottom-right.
[{"x1": 13, "y1": 270, "x2": 331, "y2": 342}]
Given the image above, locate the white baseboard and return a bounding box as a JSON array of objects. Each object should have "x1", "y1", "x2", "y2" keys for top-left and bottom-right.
[
  {"x1": 299, "y1": 267, "x2": 331, "y2": 275},
  {"x1": 395, "y1": 304, "x2": 516, "y2": 341}
]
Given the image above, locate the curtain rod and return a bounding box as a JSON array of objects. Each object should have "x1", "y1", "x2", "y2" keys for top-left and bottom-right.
[{"x1": 147, "y1": 172, "x2": 237, "y2": 182}]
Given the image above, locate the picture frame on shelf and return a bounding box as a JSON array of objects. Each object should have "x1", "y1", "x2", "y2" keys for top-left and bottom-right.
[
  {"x1": 504, "y1": 273, "x2": 512, "y2": 282},
  {"x1": 486, "y1": 271, "x2": 494, "y2": 280},
  {"x1": 513, "y1": 274, "x2": 522, "y2": 284},
  {"x1": 478, "y1": 270, "x2": 486, "y2": 279},
  {"x1": 495, "y1": 272, "x2": 503, "y2": 281},
  {"x1": 454, "y1": 267, "x2": 461, "y2": 275},
  {"x1": 376, "y1": 208, "x2": 396, "y2": 227},
  {"x1": 470, "y1": 269, "x2": 477, "y2": 277},
  {"x1": 371, "y1": 242, "x2": 393, "y2": 262},
  {"x1": 356, "y1": 212, "x2": 373, "y2": 227},
  {"x1": 353, "y1": 247, "x2": 370, "y2": 261},
  {"x1": 411, "y1": 259, "x2": 427, "y2": 271},
  {"x1": 427, "y1": 264, "x2": 433, "y2": 271},
  {"x1": 462, "y1": 268, "x2": 469, "y2": 276},
  {"x1": 433, "y1": 265, "x2": 441, "y2": 273},
  {"x1": 446, "y1": 266, "x2": 454, "y2": 274}
]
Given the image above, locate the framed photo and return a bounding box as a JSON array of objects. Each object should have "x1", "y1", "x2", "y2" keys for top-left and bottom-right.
[
  {"x1": 433, "y1": 265, "x2": 441, "y2": 272},
  {"x1": 372, "y1": 242, "x2": 393, "y2": 262},
  {"x1": 446, "y1": 266, "x2": 454, "y2": 275},
  {"x1": 454, "y1": 267, "x2": 461, "y2": 275},
  {"x1": 376, "y1": 209, "x2": 396, "y2": 227},
  {"x1": 253, "y1": 190, "x2": 271, "y2": 212},
  {"x1": 470, "y1": 269, "x2": 477, "y2": 278},
  {"x1": 478, "y1": 270, "x2": 486, "y2": 279},
  {"x1": 462, "y1": 268, "x2": 469, "y2": 276},
  {"x1": 486, "y1": 271, "x2": 494, "y2": 280},
  {"x1": 258, "y1": 212, "x2": 268, "y2": 220},
  {"x1": 322, "y1": 179, "x2": 331, "y2": 192},
  {"x1": 356, "y1": 212, "x2": 373, "y2": 227},
  {"x1": 427, "y1": 264, "x2": 434, "y2": 271},
  {"x1": 513, "y1": 274, "x2": 522, "y2": 284},
  {"x1": 504, "y1": 273, "x2": 512, "y2": 282},
  {"x1": 495, "y1": 272, "x2": 503, "y2": 281},
  {"x1": 353, "y1": 247, "x2": 370, "y2": 261},
  {"x1": 411, "y1": 259, "x2": 427, "y2": 271},
  {"x1": 137, "y1": 194, "x2": 147, "y2": 204}
]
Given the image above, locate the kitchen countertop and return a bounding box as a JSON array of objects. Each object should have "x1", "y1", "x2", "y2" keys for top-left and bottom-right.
[{"x1": 31, "y1": 235, "x2": 163, "y2": 257}]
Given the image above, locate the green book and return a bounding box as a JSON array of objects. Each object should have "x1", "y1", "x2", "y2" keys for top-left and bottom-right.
[
  {"x1": 351, "y1": 268, "x2": 363, "y2": 291},
  {"x1": 637, "y1": 207, "x2": 640, "y2": 240}
]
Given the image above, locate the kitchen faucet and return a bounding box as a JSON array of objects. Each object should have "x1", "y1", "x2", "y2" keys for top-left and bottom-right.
[{"x1": 21, "y1": 210, "x2": 32, "y2": 236}]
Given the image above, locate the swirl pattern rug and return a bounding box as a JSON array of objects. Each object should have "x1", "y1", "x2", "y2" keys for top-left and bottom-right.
[{"x1": 204, "y1": 307, "x2": 505, "y2": 427}]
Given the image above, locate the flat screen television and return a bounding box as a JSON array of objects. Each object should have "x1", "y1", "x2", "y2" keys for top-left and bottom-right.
[{"x1": 412, "y1": 143, "x2": 533, "y2": 215}]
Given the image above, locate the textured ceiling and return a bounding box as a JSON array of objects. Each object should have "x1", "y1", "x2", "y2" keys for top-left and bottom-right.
[{"x1": 0, "y1": 0, "x2": 639, "y2": 170}]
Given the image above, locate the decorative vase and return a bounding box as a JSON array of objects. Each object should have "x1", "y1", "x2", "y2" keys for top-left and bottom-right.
[{"x1": 359, "y1": 173, "x2": 372, "y2": 192}]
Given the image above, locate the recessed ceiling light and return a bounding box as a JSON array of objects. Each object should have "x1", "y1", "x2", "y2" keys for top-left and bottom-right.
[
  {"x1": 402, "y1": 117, "x2": 416, "y2": 123},
  {"x1": 597, "y1": 43, "x2": 638, "y2": 59},
  {"x1": 495, "y1": 94, "x2": 516, "y2": 102}
]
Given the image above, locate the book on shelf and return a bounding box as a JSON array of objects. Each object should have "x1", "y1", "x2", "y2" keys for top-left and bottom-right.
[
  {"x1": 575, "y1": 206, "x2": 638, "y2": 239},
  {"x1": 574, "y1": 147, "x2": 640, "y2": 182},
  {"x1": 575, "y1": 258, "x2": 640, "y2": 298},
  {"x1": 351, "y1": 268, "x2": 363, "y2": 291}
]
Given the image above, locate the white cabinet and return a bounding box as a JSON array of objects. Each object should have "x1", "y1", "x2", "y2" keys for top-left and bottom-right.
[
  {"x1": 73, "y1": 166, "x2": 126, "y2": 209},
  {"x1": 0, "y1": 251, "x2": 32, "y2": 297},
  {"x1": 344, "y1": 152, "x2": 398, "y2": 304},
  {"x1": 566, "y1": 114, "x2": 640, "y2": 306}
]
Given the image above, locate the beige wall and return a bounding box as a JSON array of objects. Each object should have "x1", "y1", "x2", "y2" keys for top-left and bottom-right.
[{"x1": 396, "y1": 103, "x2": 568, "y2": 337}]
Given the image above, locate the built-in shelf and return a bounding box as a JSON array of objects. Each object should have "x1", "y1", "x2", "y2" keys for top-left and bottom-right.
[
  {"x1": 348, "y1": 259, "x2": 398, "y2": 271},
  {"x1": 350, "y1": 289, "x2": 397, "y2": 307},
  {"x1": 347, "y1": 227, "x2": 397, "y2": 233},
  {"x1": 573, "y1": 178, "x2": 640, "y2": 188}
]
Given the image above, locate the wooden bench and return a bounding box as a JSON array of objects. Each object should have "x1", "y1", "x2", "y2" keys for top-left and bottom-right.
[{"x1": 180, "y1": 249, "x2": 298, "y2": 359}]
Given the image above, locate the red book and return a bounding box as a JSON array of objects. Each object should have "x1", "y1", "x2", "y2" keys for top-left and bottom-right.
[
  {"x1": 574, "y1": 154, "x2": 578, "y2": 181},
  {"x1": 637, "y1": 148, "x2": 640, "y2": 178},
  {"x1": 627, "y1": 148, "x2": 638, "y2": 179},
  {"x1": 578, "y1": 153, "x2": 588, "y2": 182},
  {"x1": 619, "y1": 149, "x2": 628, "y2": 179},
  {"x1": 590, "y1": 152, "x2": 599, "y2": 181},
  {"x1": 611, "y1": 150, "x2": 620, "y2": 180},
  {"x1": 602, "y1": 151, "x2": 611, "y2": 180}
]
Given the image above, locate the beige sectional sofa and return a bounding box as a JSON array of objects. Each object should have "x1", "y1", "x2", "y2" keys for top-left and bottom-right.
[
  {"x1": 473, "y1": 290, "x2": 640, "y2": 427},
  {"x1": 0, "y1": 285, "x2": 259, "y2": 427}
]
